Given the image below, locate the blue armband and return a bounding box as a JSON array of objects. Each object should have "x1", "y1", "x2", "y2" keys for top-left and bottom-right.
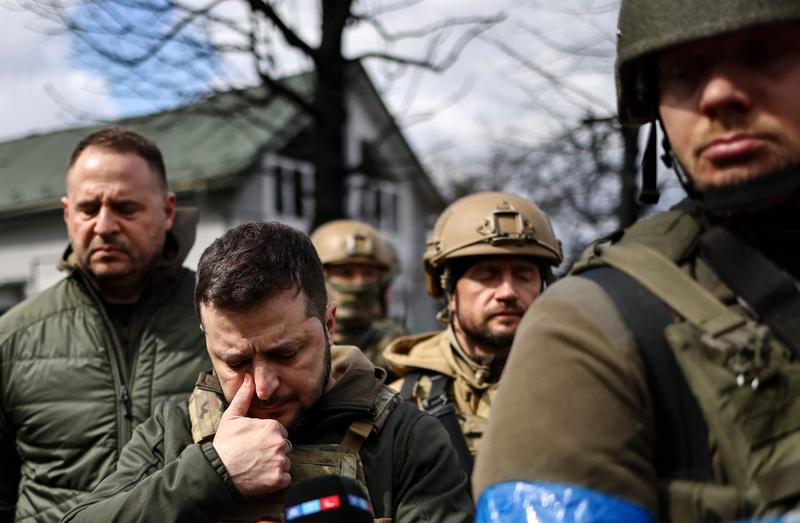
[
  {"x1": 476, "y1": 481, "x2": 657, "y2": 523},
  {"x1": 730, "y1": 519, "x2": 800, "y2": 523}
]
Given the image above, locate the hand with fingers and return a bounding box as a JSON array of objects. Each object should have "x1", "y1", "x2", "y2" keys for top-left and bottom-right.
[{"x1": 213, "y1": 373, "x2": 293, "y2": 497}]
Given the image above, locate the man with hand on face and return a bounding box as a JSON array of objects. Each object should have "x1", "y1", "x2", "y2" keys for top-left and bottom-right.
[
  {"x1": 474, "y1": 2, "x2": 800, "y2": 521},
  {"x1": 383, "y1": 192, "x2": 562, "y2": 477},
  {"x1": 62, "y1": 221, "x2": 473, "y2": 523},
  {"x1": 0, "y1": 127, "x2": 208, "y2": 522}
]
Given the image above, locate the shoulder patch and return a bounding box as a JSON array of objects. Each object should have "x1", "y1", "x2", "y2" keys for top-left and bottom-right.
[
  {"x1": 188, "y1": 385, "x2": 225, "y2": 443},
  {"x1": 372, "y1": 385, "x2": 402, "y2": 433}
]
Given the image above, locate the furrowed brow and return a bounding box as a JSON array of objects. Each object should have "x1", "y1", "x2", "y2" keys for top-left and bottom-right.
[{"x1": 262, "y1": 338, "x2": 305, "y2": 354}]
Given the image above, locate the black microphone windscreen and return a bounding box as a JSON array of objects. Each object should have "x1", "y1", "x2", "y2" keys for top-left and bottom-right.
[{"x1": 282, "y1": 475, "x2": 373, "y2": 522}]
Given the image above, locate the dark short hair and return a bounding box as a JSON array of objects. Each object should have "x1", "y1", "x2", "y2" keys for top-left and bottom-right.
[
  {"x1": 195, "y1": 222, "x2": 328, "y2": 322},
  {"x1": 67, "y1": 127, "x2": 167, "y2": 190}
]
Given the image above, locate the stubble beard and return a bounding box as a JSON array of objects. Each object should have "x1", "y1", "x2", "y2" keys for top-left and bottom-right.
[
  {"x1": 81, "y1": 241, "x2": 162, "y2": 303},
  {"x1": 683, "y1": 124, "x2": 800, "y2": 192},
  {"x1": 285, "y1": 337, "x2": 332, "y2": 432},
  {"x1": 86, "y1": 257, "x2": 134, "y2": 282},
  {"x1": 456, "y1": 310, "x2": 516, "y2": 352}
]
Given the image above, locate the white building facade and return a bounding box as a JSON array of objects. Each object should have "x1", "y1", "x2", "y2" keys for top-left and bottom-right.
[{"x1": 0, "y1": 65, "x2": 444, "y2": 332}]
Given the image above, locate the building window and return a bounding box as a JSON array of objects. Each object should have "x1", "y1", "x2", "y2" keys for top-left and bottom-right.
[
  {"x1": 347, "y1": 175, "x2": 399, "y2": 232},
  {"x1": 269, "y1": 157, "x2": 314, "y2": 220}
]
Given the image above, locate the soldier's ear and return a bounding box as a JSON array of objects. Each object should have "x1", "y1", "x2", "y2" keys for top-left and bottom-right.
[
  {"x1": 448, "y1": 291, "x2": 458, "y2": 318},
  {"x1": 325, "y1": 301, "x2": 337, "y2": 343}
]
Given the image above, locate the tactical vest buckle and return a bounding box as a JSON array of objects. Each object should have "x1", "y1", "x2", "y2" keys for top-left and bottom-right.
[
  {"x1": 422, "y1": 374, "x2": 450, "y2": 411},
  {"x1": 700, "y1": 315, "x2": 771, "y2": 390}
]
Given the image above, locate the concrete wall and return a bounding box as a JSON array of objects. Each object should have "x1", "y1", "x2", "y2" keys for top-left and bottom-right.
[{"x1": 0, "y1": 211, "x2": 69, "y2": 297}]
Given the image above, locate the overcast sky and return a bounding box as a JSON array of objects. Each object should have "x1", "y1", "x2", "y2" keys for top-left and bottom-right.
[{"x1": 0, "y1": 1, "x2": 619, "y2": 185}]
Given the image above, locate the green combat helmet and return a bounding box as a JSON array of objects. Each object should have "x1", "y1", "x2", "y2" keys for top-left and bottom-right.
[
  {"x1": 424, "y1": 191, "x2": 563, "y2": 299},
  {"x1": 616, "y1": 0, "x2": 800, "y2": 126},
  {"x1": 616, "y1": 0, "x2": 800, "y2": 204}
]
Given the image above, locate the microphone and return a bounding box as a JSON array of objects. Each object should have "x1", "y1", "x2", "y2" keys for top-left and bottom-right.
[{"x1": 282, "y1": 475, "x2": 374, "y2": 522}]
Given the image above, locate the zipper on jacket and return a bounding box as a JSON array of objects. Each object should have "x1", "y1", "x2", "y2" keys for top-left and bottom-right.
[
  {"x1": 74, "y1": 269, "x2": 133, "y2": 450},
  {"x1": 119, "y1": 385, "x2": 133, "y2": 419},
  {"x1": 124, "y1": 271, "x2": 180, "y2": 405}
]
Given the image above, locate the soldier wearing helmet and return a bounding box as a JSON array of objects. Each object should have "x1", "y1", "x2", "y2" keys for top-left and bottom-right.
[
  {"x1": 310, "y1": 220, "x2": 407, "y2": 376},
  {"x1": 474, "y1": 2, "x2": 800, "y2": 522},
  {"x1": 383, "y1": 192, "x2": 562, "y2": 477}
]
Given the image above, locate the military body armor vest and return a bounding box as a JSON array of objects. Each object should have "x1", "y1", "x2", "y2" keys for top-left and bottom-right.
[
  {"x1": 188, "y1": 373, "x2": 400, "y2": 522},
  {"x1": 573, "y1": 209, "x2": 800, "y2": 521},
  {"x1": 400, "y1": 372, "x2": 489, "y2": 457}
]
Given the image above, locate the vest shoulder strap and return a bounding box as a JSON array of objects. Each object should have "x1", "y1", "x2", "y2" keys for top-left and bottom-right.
[
  {"x1": 571, "y1": 210, "x2": 719, "y2": 480},
  {"x1": 572, "y1": 208, "x2": 700, "y2": 275},
  {"x1": 190, "y1": 379, "x2": 403, "y2": 453},
  {"x1": 399, "y1": 372, "x2": 420, "y2": 402},
  {"x1": 699, "y1": 225, "x2": 800, "y2": 358},
  {"x1": 340, "y1": 385, "x2": 402, "y2": 452},
  {"x1": 596, "y1": 242, "x2": 774, "y2": 385},
  {"x1": 399, "y1": 371, "x2": 474, "y2": 481},
  {"x1": 578, "y1": 266, "x2": 712, "y2": 480}
]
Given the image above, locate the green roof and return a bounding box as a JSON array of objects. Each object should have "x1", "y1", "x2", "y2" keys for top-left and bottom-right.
[{"x1": 0, "y1": 78, "x2": 311, "y2": 218}]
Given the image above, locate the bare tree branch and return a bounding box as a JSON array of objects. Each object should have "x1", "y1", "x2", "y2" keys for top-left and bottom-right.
[
  {"x1": 516, "y1": 0, "x2": 618, "y2": 17},
  {"x1": 364, "y1": 13, "x2": 504, "y2": 42},
  {"x1": 351, "y1": 0, "x2": 425, "y2": 19},
  {"x1": 15, "y1": 0, "x2": 503, "y2": 226},
  {"x1": 517, "y1": 20, "x2": 613, "y2": 58},
  {"x1": 244, "y1": 9, "x2": 314, "y2": 114},
  {"x1": 246, "y1": 0, "x2": 316, "y2": 59},
  {"x1": 483, "y1": 34, "x2": 614, "y2": 114},
  {"x1": 354, "y1": 14, "x2": 503, "y2": 72}
]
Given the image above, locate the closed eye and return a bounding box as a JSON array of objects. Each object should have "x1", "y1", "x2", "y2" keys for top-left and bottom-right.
[
  {"x1": 225, "y1": 358, "x2": 248, "y2": 370},
  {"x1": 272, "y1": 350, "x2": 298, "y2": 361},
  {"x1": 76, "y1": 202, "x2": 101, "y2": 217},
  {"x1": 113, "y1": 201, "x2": 144, "y2": 216}
]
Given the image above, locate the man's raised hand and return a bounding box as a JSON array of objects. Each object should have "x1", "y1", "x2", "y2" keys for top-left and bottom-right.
[{"x1": 213, "y1": 373, "x2": 292, "y2": 497}]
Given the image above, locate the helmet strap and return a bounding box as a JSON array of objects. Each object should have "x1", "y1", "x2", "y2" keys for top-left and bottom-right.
[
  {"x1": 639, "y1": 121, "x2": 661, "y2": 204},
  {"x1": 654, "y1": 118, "x2": 703, "y2": 200},
  {"x1": 435, "y1": 306, "x2": 451, "y2": 325}
]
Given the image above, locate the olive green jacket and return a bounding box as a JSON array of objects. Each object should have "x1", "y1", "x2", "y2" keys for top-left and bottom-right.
[
  {"x1": 61, "y1": 347, "x2": 473, "y2": 523},
  {"x1": 472, "y1": 263, "x2": 660, "y2": 508},
  {"x1": 0, "y1": 210, "x2": 209, "y2": 522},
  {"x1": 473, "y1": 208, "x2": 800, "y2": 521}
]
